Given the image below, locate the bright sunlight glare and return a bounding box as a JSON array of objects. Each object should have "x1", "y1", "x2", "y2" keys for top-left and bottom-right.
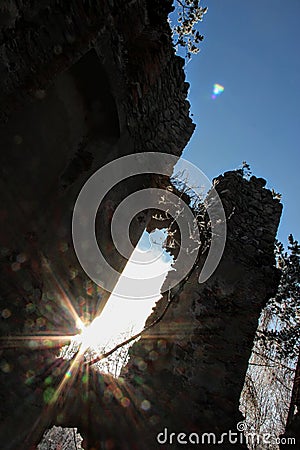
[{"x1": 62, "y1": 229, "x2": 173, "y2": 375}]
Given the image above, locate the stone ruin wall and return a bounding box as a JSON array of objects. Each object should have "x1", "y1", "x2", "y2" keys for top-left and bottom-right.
[
  {"x1": 31, "y1": 171, "x2": 282, "y2": 450},
  {"x1": 0, "y1": 1, "x2": 284, "y2": 449},
  {"x1": 122, "y1": 171, "x2": 282, "y2": 449},
  {"x1": 0, "y1": 1, "x2": 194, "y2": 448}
]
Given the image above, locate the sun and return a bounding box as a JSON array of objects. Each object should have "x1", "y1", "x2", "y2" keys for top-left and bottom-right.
[{"x1": 75, "y1": 317, "x2": 111, "y2": 355}]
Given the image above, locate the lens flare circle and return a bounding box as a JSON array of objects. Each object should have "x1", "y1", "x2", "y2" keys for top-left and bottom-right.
[{"x1": 212, "y1": 83, "x2": 224, "y2": 99}]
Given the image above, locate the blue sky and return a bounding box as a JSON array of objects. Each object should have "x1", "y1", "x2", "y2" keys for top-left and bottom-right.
[{"x1": 176, "y1": 0, "x2": 300, "y2": 246}]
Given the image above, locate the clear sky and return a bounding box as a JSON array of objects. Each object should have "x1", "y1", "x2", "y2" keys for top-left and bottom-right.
[{"x1": 178, "y1": 0, "x2": 300, "y2": 246}]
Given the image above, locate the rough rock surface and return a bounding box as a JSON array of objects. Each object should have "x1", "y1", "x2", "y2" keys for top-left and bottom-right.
[
  {"x1": 0, "y1": 1, "x2": 194, "y2": 449},
  {"x1": 5, "y1": 170, "x2": 281, "y2": 450},
  {"x1": 0, "y1": 2, "x2": 284, "y2": 450},
  {"x1": 122, "y1": 172, "x2": 282, "y2": 449}
]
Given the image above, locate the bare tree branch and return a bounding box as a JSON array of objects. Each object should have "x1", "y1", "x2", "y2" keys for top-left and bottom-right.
[
  {"x1": 251, "y1": 349, "x2": 295, "y2": 372},
  {"x1": 73, "y1": 428, "x2": 78, "y2": 450},
  {"x1": 85, "y1": 289, "x2": 173, "y2": 367}
]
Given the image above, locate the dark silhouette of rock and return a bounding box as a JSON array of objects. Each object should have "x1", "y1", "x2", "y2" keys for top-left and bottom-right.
[{"x1": 0, "y1": 2, "x2": 283, "y2": 450}]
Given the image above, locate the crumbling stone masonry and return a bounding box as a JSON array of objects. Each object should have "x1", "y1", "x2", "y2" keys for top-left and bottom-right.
[
  {"x1": 0, "y1": 1, "x2": 283, "y2": 450},
  {"x1": 0, "y1": 1, "x2": 194, "y2": 448},
  {"x1": 122, "y1": 172, "x2": 282, "y2": 449},
  {"x1": 3, "y1": 170, "x2": 282, "y2": 450}
]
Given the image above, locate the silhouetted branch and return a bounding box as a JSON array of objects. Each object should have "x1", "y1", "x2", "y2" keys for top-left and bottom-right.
[
  {"x1": 251, "y1": 349, "x2": 295, "y2": 372},
  {"x1": 85, "y1": 289, "x2": 173, "y2": 367},
  {"x1": 73, "y1": 428, "x2": 78, "y2": 450}
]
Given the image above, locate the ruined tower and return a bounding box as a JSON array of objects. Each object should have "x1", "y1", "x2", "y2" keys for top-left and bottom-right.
[{"x1": 0, "y1": 2, "x2": 283, "y2": 449}]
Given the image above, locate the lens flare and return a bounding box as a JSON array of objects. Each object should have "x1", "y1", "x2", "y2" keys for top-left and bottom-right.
[{"x1": 212, "y1": 83, "x2": 224, "y2": 99}]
